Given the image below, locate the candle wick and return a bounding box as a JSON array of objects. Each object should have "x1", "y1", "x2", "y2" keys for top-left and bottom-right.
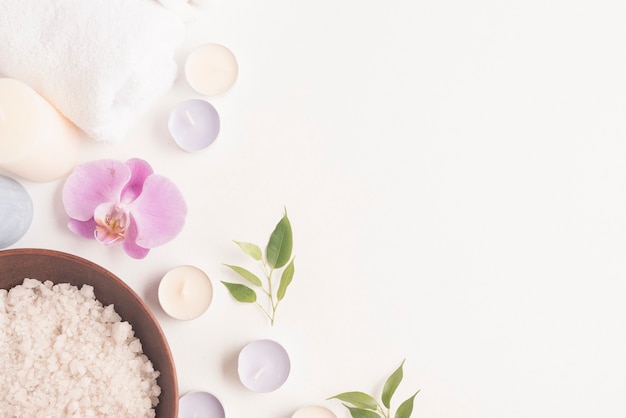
[
  {"x1": 179, "y1": 280, "x2": 189, "y2": 298},
  {"x1": 185, "y1": 110, "x2": 196, "y2": 126},
  {"x1": 254, "y1": 367, "x2": 265, "y2": 380}
]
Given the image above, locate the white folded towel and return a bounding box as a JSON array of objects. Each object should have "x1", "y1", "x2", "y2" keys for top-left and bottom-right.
[{"x1": 0, "y1": 0, "x2": 185, "y2": 142}]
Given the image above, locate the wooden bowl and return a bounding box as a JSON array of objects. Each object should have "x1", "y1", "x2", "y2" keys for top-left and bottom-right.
[{"x1": 0, "y1": 248, "x2": 178, "y2": 417}]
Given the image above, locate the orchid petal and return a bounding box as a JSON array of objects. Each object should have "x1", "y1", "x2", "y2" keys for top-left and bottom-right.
[
  {"x1": 128, "y1": 174, "x2": 187, "y2": 248},
  {"x1": 62, "y1": 160, "x2": 131, "y2": 221},
  {"x1": 67, "y1": 218, "x2": 97, "y2": 240},
  {"x1": 120, "y1": 158, "x2": 153, "y2": 204},
  {"x1": 123, "y1": 215, "x2": 150, "y2": 259}
]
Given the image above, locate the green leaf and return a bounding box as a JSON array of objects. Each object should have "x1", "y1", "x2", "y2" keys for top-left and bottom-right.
[
  {"x1": 345, "y1": 405, "x2": 381, "y2": 418},
  {"x1": 223, "y1": 264, "x2": 262, "y2": 287},
  {"x1": 394, "y1": 391, "x2": 419, "y2": 418},
  {"x1": 328, "y1": 392, "x2": 378, "y2": 410},
  {"x1": 277, "y1": 258, "x2": 295, "y2": 301},
  {"x1": 221, "y1": 281, "x2": 257, "y2": 303},
  {"x1": 266, "y1": 211, "x2": 292, "y2": 269},
  {"x1": 382, "y1": 359, "x2": 405, "y2": 408},
  {"x1": 233, "y1": 241, "x2": 262, "y2": 260}
]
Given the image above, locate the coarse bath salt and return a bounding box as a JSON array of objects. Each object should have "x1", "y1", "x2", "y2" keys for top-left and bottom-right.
[{"x1": 0, "y1": 278, "x2": 161, "y2": 417}]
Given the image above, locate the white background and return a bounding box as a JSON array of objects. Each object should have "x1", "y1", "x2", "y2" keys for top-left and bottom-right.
[{"x1": 6, "y1": 0, "x2": 626, "y2": 417}]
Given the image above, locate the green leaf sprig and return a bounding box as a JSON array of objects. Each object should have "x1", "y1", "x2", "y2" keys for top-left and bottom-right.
[
  {"x1": 221, "y1": 209, "x2": 294, "y2": 326},
  {"x1": 328, "y1": 359, "x2": 420, "y2": 418}
]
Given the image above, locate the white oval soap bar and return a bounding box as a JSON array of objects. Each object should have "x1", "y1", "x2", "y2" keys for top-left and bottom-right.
[
  {"x1": 0, "y1": 78, "x2": 82, "y2": 182},
  {"x1": 0, "y1": 175, "x2": 33, "y2": 248}
]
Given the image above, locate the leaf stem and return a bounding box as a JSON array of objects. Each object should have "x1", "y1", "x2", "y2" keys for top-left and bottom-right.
[
  {"x1": 255, "y1": 302, "x2": 273, "y2": 323},
  {"x1": 262, "y1": 260, "x2": 278, "y2": 326}
]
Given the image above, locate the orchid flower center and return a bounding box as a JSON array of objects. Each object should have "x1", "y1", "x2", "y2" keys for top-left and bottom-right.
[{"x1": 94, "y1": 203, "x2": 130, "y2": 245}]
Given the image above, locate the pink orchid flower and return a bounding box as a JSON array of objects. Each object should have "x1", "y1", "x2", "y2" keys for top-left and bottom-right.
[{"x1": 62, "y1": 158, "x2": 187, "y2": 259}]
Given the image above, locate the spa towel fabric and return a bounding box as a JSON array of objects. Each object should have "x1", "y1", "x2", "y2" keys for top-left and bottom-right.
[{"x1": 0, "y1": 0, "x2": 185, "y2": 142}]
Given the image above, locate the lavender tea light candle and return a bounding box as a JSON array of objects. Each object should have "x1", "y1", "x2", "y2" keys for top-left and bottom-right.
[
  {"x1": 238, "y1": 339, "x2": 291, "y2": 392},
  {"x1": 168, "y1": 99, "x2": 220, "y2": 153},
  {"x1": 179, "y1": 391, "x2": 225, "y2": 418}
]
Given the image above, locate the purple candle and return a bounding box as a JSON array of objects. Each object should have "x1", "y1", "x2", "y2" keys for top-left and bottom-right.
[
  {"x1": 179, "y1": 391, "x2": 225, "y2": 418},
  {"x1": 168, "y1": 99, "x2": 220, "y2": 152},
  {"x1": 238, "y1": 339, "x2": 291, "y2": 392}
]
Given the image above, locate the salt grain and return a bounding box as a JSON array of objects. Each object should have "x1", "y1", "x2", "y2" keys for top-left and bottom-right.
[{"x1": 0, "y1": 279, "x2": 161, "y2": 418}]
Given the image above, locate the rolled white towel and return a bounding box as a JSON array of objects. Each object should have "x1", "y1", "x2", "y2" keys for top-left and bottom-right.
[
  {"x1": 157, "y1": 0, "x2": 195, "y2": 19},
  {"x1": 0, "y1": 0, "x2": 185, "y2": 142},
  {"x1": 156, "y1": 0, "x2": 212, "y2": 21}
]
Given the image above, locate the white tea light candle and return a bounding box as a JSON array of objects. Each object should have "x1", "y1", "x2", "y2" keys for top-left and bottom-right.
[
  {"x1": 0, "y1": 78, "x2": 82, "y2": 182},
  {"x1": 185, "y1": 43, "x2": 238, "y2": 96},
  {"x1": 158, "y1": 265, "x2": 213, "y2": 320},
  {"x1": 238, "y1": 339, "x2": 291, "y2": 392},
  {"x1": 292, "y1": 406, "x2": 337, "y2": 418},
  {"x1": 168, "y1": 99, "x2": 220, "y2": 152},
  {"x1": 179, "y1": 391, "x2": 225, "y2": 418},
  {"x1": 0, "y1": 175, "x2": 33, "y2": 249}
]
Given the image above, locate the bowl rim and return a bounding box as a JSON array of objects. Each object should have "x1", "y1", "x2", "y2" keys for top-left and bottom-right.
[{"x1": 0, "y1": 247, "x2": 179, "y2": 417}]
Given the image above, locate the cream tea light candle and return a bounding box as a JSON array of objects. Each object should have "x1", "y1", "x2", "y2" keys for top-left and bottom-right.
[
  {"x1": 238, "y1": 339, "x2": 291, "y2": 392},
  {"x1": 168, "y1": 99, "x2": 220, "y2": 152},
  {"x1": 292, "y1": 406, "x2": 337, "y2": 418},
  {"x1": 0, "y1": 175, "x2": 33, "y2": 249},
  {"x1": 179, "y1": 391, "x2": 225, "y2": 418},
  {"x1": 158, "y1": 265, "x2": 213, "y2": 320},
  {"x1": 0, "y1": 78, "x2": 82, "y2": 182},
  {"x1": 185, "y1": 43, "x2": 238, "y2": 96}
]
